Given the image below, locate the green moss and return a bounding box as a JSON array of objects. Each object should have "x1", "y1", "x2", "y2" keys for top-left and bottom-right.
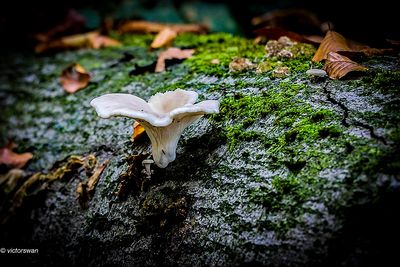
[
  {"x1": 362, "y1": 69, "x2": 400, "y2": 94},
  {"x1": 176, "y1": 33, "x2": 265, "y2": 76}
]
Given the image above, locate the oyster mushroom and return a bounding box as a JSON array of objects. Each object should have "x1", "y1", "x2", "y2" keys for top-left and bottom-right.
[{"x1": 90, "y1": 89, "x2": 219, "y2": 168}]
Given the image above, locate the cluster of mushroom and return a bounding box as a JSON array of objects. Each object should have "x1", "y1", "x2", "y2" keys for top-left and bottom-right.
[{"x1": 90, "y1": 89, "x2": 219, "y2": 168}]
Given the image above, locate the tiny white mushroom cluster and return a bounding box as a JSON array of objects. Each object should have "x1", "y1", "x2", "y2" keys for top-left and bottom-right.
[{"x1": 90, "y1": 89, "x2": 219, "y2": 168}]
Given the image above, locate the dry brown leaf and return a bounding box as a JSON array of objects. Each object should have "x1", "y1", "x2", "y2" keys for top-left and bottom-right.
[
  {"x1": 155, "y1": 48, "x2": 195, "y2": 72},
  {"x1": 60, "y1": 63, "x2": 91, "y2": 93},
  {"x1": 1, "y1": 154, "x2": 99, "y2": 223},
  {"x1": 312, "y1": 31, "x2": 351, "y2": 62},
  {"x1": 34, "y1": 9, "x2": 85, "y2": 42},
  {"x1": 313, "y1": 30, "x2": 393, "y2": 62},
  {"x1": 151, "y1": 28, "x2": 177, "y2": 49},
  {"x1": 386, "y1": 39, "x2": 400, "y2": 46},
  {"x1": 35, "y1": 31, "x2": 121, "y2": 53},
  {"x1": 87, "y1": 159, "x2": 109, "y2": 194},
  {"x1": 0, "y1": 169, "x2": 26, "y2": 195},
  {"x1": 87, "y1": 34, "x2": 121, "y2": 49},
  {"x1": 118, "y1": 20, "x2": 208, "y2": 34},
  {"x1": 131, "y1": 121, "x2": 146, "y2": 143},
  {"x1": 324, "y1": 52, "x2": 368, "y2": 79},
  {"x1": 254, "y1": 26, "x2": 322, "y2": 45},
  {"x1": 0, "y1": 143, "x2": 33, "y2": 169}
]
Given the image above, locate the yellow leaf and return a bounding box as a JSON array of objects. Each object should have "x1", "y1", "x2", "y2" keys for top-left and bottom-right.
[{"x1": 131, "y1": 121, "x2": 146, "y2": 142}]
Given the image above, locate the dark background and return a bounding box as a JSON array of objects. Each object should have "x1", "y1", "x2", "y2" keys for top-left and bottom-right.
[{"x1": 0, "y1": 0, "x2": 398, "y2": 51}]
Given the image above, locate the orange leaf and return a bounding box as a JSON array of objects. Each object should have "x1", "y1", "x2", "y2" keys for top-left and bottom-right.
[
  {"x1": 131, "y1": 121, "x2": 146, "y2": 142},
  {"x1": 151, "y1": 28, "x2": 177, "y2": 49},
  {"x1": 0, "y1": 143, "x2": 33, "y2": 169},
  {"x1": 312, "y1": 31, "x2": 351, "y2": 62},
  {"x1": 60, "y1": 63, "x2": 91, "y2": 93},
  {"x1": 324, "y1": 52, "x2": 368, "y2": 79},
  {"x1": 35, "y1": 31, "x2": 120, "y2": 53},
  {"x1": 155, "y1": 48, "x2": 195, "y2": 72},
  {"x1": 87, "y1": 34, "x2": 121, "y2": 49},
  {"x1": 118, "y1": 20, "x2": 208, "y2": 34}
]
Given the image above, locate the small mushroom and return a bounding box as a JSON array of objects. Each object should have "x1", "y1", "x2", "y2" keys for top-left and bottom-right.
[
  {"x1": 142, "y1": 159, "x2": 154, "y2": 177},
  {"x1": 90, "y1": 89, "x2": 219, "y2": 168}
]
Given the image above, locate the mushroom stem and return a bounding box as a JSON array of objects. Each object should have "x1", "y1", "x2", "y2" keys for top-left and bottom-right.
[{"x1": 141, "y1": 116, "x2": 201, "y2": 168}]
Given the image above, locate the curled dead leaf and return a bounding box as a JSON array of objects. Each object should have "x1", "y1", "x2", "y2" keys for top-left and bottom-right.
[
  {"x1": 0, "y1": 169, "x2": 26, "y2": 195},
  {"x1": 254, "y1": 26, "x2": 322, "y2": 46},
  {"x1": 251, "y1": 8, "x2": 321, "y2": 32},
  {"x1": 118, "y1": 20, "x2": 208, "y2": 34},
  {"x1": 34, "y1": 9, "x2": 85, "y2": 42},
  {"x1": 324, "y1": 52, "x2": 368, "y2": 79},
  {"x1": 87, "y1": 34, "x2": 121, "y2": 49},
  {"x1": 155, "y1": 48, "x2": 195, "y2": 72},
  {"x1": 1, "y1": 154, "x2": 103, "y2": 222},
  {"x1": 131, "y1": 121, "x2": 146, "y2": 143},
  {"x1": 313, "y1": 30, "x2": 393, "y2": 62},
  {"x1": 312, "y1": 31, "x2": 350, "y2": 62},
  {"x1": 87, "y1": 159, "x2": 109, "y2": 194},
  {"x1": 35, "y1": 31, "x2": 121, "y2": 54},
  {"x1": 0, "y1": 143, "x2": 33, "y2": 169},
  {"x1": 76, "y1": 158, "x2": 108, "y2": 208},
  {"x1": 60, "y1": 63, "x2": 91, "y2": 93},
  {"x1": 151, "y1": 28, "x2": 178, "y2": 49}
]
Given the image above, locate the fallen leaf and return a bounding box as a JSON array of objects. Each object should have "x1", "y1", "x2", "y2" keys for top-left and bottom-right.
[
  {"x1": 151, "y1": 27, "x2": 178, "y2": 49},
  {"x1": 386, "y1": 39, "x2": 400, "y2": 46},
  {"x1": 76, "y1": 182, "x2": 88, "y2": 209},
  {"x1": 0, "y1": 143, "x2": 33, "y2": 169},
  {"x1": 34, "y1": 9, "x2": 85, "y2": 42},
  {"x1": 1, "y1": 154, "x2": 99, "y2": 223},
  {"x1": 118, "y1": 20, "x2": 208, "y2": 34},
  {"x1": 131, "y1": 121, "x2": 146, "y2": 143},
  {"x1": 0, "y1": 169, "x2": 26, "y2": 195},
  {"x1": 87, "y1": 159, "x2": 109, "y2": 194},
  {"x1": 312, "y1": 31, "x2": 393, "y2": 62},
  {"x1": 251, "y1": 8, "x2": 321, "y2": 31},
  {"x1": 254, "y1": 26, "x2": 322, "y2": 45},
  {"x1": 155, "y1": 48, "x2": 195, "y2": 72},
  {"x1": 35, "y1": 31, "x2": 120, "y2": 53},
  {"x1": 312, "y1": 31, "x2": 351, "y2": 62},
  {"x1": 60, "y1": 63, "x2": 91, "y2": 93},
  {"x1": 324, "y1": 52, "x2": 368, "y2": 79},
  {"x1": 87, "y1": 34, "x2": 121, "y2": 49}
]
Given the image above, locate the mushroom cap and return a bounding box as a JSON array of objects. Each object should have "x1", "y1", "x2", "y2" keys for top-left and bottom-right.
[{"x1": 90, "y1": 89, "x2": 219, "y2": 127}]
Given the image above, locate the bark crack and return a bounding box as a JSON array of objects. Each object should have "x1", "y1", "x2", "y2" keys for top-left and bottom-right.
[{"x1": 322, "y1": 82, "x2": 387, "y2": 145}]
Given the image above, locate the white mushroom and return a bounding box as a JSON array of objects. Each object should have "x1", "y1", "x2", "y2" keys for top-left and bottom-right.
[{"x1": 90, "y1": 89, "x2": 219, "y2": 168}]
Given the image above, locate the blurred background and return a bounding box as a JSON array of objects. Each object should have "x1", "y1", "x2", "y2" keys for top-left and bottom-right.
[{"x1": 0, "y1": 0, "x2": 398, "y2": 50}]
